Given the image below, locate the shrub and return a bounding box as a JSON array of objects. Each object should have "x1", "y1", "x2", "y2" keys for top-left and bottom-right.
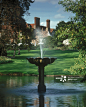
[
  {"x1": 27, "y1": 47, "x2": 30, "y2": 52},
  {"x1": 64, "y1": 50, "x2": 86, "y2": 75},
  {"x1": 43, "y1": 36, "x2": 56, "y2": 48},
  {"x1": 0, "y1": 56, "x2": 12, "y2": 64},
  {"x1": 57, "y1": 42, "x2": 64, "y2": 47},
  {"x1": 7, "y1": 45, "x2": 12, "y2": 50},
  {"x1": 19, "y1": 44, "x2": 24, "y2": 50},
  {"x1": 30, "y1": 44, "x2": 40, "y2": 50}
]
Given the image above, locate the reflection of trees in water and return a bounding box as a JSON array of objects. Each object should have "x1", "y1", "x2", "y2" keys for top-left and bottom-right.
[
  {"x1": 0, "y1": 93, "x2": 51, "y2": 107},
  {"x1": 0, "y1": 95, "x2": 25, "y2": 107},
  {"x1": 4, "y1": 75, "x2": 54, "y2": 88},
  {"x1": 56, "y1": 95, "x2": 85, "y2": 107},
  {"x1": 0, "y1": 76, "x2": 86, "y2": 106},
  {"x1": 5, "y1": 76, "x2": 39, "y2": 88},
  {"x1": 34, "y1": 97, "x2": 39, "y2": 106},
  {"x1": 82, "y1": 93, "x2": 86, "y2": 107},
  {"x1": 45, "y1": 97, "x2": 50, "y2": 107},
  {"x1": 0, "y1": 90, "x2": 85, "y2": 107},
  {"x1": 6, "y1": 77, "x2": 23, "y2": 88}
]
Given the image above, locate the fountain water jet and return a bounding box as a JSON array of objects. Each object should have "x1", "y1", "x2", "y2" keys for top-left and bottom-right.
[
  {"x1": 38, "y1": 38, "x2": 43, "y2": 58},
  {"x1": 26, "y1": 33, "x2": 57, "y2": 93}
]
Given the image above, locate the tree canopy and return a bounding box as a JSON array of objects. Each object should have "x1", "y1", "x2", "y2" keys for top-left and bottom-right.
[
  {"x1": 58, "y1": 0, "x2": 86, "y2": 24},
  {"x1": 0, "y1": 0, "x2": 35, "y2": 56},
  {"x1": 54, "y1": 21, "x2": 74, "y2": 46},
  {"x1": 57, "y1": 0, "x2": 86, "y2": 75}
]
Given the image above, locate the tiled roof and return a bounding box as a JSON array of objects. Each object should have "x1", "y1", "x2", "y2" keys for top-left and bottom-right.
[
  {"x1": 30, "y1": 24, "x2": 35, "y2": 29},
  {"x1": 26, "y1": 23, "x2": 29, "y2": 28}
]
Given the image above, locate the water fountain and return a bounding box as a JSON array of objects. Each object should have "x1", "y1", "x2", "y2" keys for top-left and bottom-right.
[
  {"x1": 38, "y1": 38, "x2": 43, "y2": 58},
  {"x1": 26, "y1": 37, "x2": 57, "y2": 93}
]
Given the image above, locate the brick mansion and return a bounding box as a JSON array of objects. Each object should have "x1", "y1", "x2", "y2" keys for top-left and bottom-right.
[
  {"x1": 0, "y1": 17, "x2": 55, "y2": 46},
  {"x1": 26, "y1": 17, "x2": 55, "y2": 46}
]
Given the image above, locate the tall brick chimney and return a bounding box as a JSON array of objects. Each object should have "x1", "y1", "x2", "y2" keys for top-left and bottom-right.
[
  {"x1": 34, "y1": 17, "x2": 40, "y2": 29},
  {"x1": 46, "y1": 19, "x2": 50, "y2": 28},
  {"x1": 46, "y1": 19, "x2": 50, "y2": 32}
]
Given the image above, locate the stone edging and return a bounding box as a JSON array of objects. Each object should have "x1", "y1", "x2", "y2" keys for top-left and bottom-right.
[{"x1": 0, "y1": 73, "x2": 84, "y2": 77}]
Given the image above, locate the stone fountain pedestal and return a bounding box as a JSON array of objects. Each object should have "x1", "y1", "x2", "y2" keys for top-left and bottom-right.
[
  {"x1": 38, "y1": 65, "x2": 46, "y2": 92},
  {"x1": 26, "y1": 57, "x2": 57, "y2": 92}
]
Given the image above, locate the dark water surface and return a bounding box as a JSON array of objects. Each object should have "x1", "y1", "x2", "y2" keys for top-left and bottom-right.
[{"x1": 0, "y1": 76, "x2": 86, "y2": 107}]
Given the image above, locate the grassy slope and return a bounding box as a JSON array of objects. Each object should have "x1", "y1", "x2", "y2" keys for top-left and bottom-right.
[{"x1": 0, "y1": 49, "x2": 79, "y2": 75}]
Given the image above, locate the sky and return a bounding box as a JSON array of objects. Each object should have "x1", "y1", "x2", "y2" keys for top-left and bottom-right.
[{"x1": 23, "y1": 0, "x2": 76, "y2": 29}]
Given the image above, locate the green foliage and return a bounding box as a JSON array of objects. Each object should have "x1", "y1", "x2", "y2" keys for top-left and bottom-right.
[
  {"x1": 0, "y1": 0, "x2": 34, "y2": 56},
  {"x1": 58, "y1": 0, "x2": 86, "y2": 24},
  {"x1": 54, "y1": 21, "x2": 74, "y2": 47},
  {"x1": 55, "y1": 27, "x2": 69, "y2": 41},
  {"x1": 27, "y1": 47, "x2": 30, "y2": 52},
  {"x1": 43, "y1": 36, "x2": 56, "y2": 48},
  {"x1": 57, "y1": 42, "x2": 64, "y2": 47},
  {"x1": 19, "y1": 44, "x2": 28, "y2": 50},
  {"x1": 64, "y1": 50, "x2": 86, "y2": 75},
  {"x1": 20, "y1": 28, "x2": 34, "y2": 50},
  {"x1": 58, "y1": 0, "x2": 86, "y2": 75},
  {"x1": 30, "y1": 44, "x2": 40, "y2": 50},
  {"x1": 0, "y1": 49, "x2": 79, "y2": 75},
  {"x1": 56, "y1": 21, "x2": 66, "y2": 30},
  {"x1": 69, "y1": 23, "x2": 86, "y2": 51}
]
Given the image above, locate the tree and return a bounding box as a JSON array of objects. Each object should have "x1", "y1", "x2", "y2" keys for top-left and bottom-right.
[
  {"x1": 58, "y1": 0, "x2": 86, "y2": 76},
  {"x1": 43, "y1": 36, "x2": 56, "y2": 48},
  {"x1": 0, "y1": 0, "x2": 35, "y2": 56},
  {"x1": 54, "y1": 21, "x2": 74, "y2": 46},
  {"x1": 58, "y1": 0, "x2": 86, "y2": 24},
  {"x1": 56, "y1": 21, "x2": 66, "y2": 30}
]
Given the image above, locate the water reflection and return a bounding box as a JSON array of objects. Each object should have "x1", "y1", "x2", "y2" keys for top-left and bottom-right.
[
  {"x1": 0, "y1": 91, "x2": 86, "y2": 107},
  {"x1": 0, "y1": 76, "x2": 86, "y2": 107}
]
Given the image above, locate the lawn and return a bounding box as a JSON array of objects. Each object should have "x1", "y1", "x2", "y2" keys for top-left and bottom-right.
[{"x1": 0, "y1": 48, "x2": 79, "y2": 76}]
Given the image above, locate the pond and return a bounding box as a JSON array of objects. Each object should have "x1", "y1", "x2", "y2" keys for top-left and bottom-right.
[{"x1": 0, "y1": 75, "x2": 86, "y2": 107}]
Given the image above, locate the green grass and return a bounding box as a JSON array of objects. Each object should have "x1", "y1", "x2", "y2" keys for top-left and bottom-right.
[{"x1": 0, "y1": 49, "x2": 79, "y2": 76}]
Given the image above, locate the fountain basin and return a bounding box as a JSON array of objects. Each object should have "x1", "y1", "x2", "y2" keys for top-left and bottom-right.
[
  {"x1": 26, "y1": 57, "x2": 57, "y2": 92},
  {"x1": 26, "y1": 57, "x2": 57, "y2": 67}
]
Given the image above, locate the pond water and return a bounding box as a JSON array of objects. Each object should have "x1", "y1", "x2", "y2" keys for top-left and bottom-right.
[{"x1": 0, "y1": 75, "x2": 86, "y2": 107}]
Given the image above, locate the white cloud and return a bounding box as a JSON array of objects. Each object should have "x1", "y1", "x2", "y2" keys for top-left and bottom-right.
[
  {"x1": 54, "y1": 14, "x2": 65, "y2": 19},
  {"x1": 40, "y1": 21, "x2": 60, "y2": 29},
  {"x1": 50, "y1": 21, "x2": 59, "y2": 28},
  {"x1": 40, "y1": 22, "x2": 46, "y2": 26}
]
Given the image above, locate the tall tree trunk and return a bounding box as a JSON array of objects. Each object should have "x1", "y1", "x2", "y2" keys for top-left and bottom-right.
[
  {"x1": 18, "y1": 48, "x2": 20, "y2": 55},
  {"x1": 13, "y1": 50, "x2": 16, "y2": 57}
]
